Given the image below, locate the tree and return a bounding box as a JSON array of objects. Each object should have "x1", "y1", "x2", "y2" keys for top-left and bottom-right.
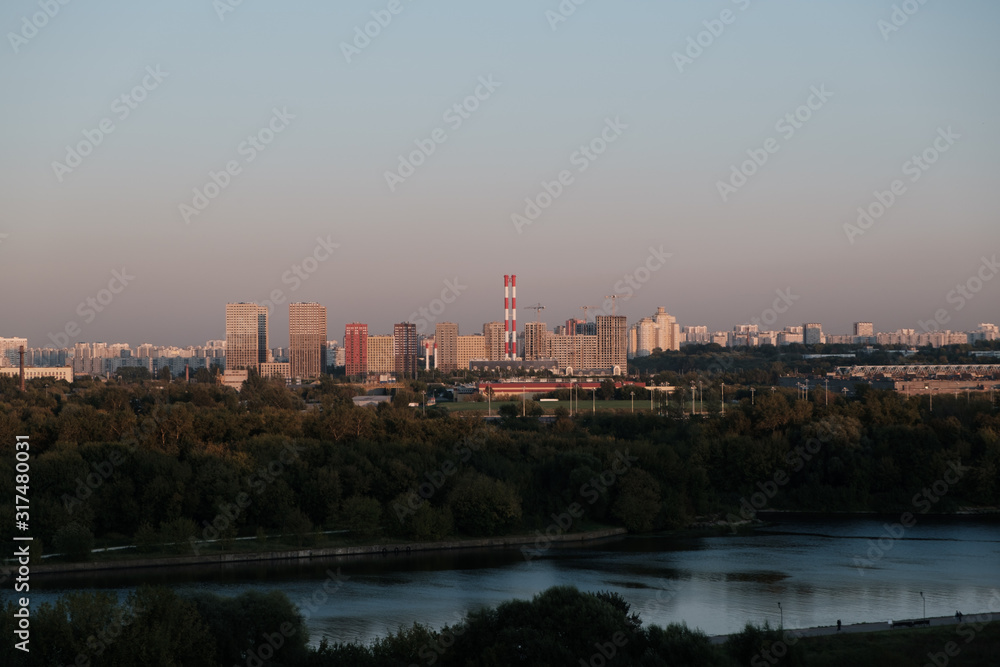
[
  {"x1": 611, "y1": 468, "x2": 662, "y2": 532},
  {"x1": 114, "y1": 587, "x2": 217, "y2": 666},
  {"x1": 52, "y1": 522, "x2": 94, "y2": 562},
  {"x1": 191, "y1": 589, "x2": 309, "y2": 667},
  {"x1": 447, "y1": 473, "x2": 521, "y2": 536},
  {"x1": 340, "y1": 495, "x2": 382, "y2": 537},
  {"x1": 116, "y1": 366, "x2": 151, "y2": 383}
]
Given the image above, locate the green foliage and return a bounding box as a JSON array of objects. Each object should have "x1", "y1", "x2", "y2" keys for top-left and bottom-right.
[
  {"x1": 52, "y1": 521, "x2": 94, "y2": 561},
  {"x1": 612, "y1": 468, "x2": 662, "y2": 532},
  {"x1": 341, "y1": 495, "x2": 382, "y2": 537},
  {"x1": 133, "y1": 521, "x2": 158, "y2": 553},
  {"x1": 192, "y1": 589, "x2": 309, "y2": 666},
  {"x1": 447, "y1": 473, "x2": 522, "y2": 536},
  {"x1": 725, "y1": 620, "x2": 806, "y2": 666},
  {"x1": 1, "y1": 377, "x2": 998, "y2": 552},
  {"x1": 159, "y1": 517, "x2": 198, "y2": 554}
]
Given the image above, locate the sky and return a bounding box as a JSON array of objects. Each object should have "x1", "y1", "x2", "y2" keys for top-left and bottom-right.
[{"x1": 1, "y1": 0, "x2": 998, "y2": 348}]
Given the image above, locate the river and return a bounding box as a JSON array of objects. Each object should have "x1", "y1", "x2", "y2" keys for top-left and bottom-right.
[{"x1": 14, "y1": 515, "x2": 1000, "y2": 645}]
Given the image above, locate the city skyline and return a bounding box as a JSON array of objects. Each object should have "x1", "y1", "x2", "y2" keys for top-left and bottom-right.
[{"x1": 2, "y1": 1, "x2": 998, "y2": 347}]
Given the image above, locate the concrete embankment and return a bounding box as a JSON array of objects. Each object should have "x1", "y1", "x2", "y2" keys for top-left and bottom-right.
[{"x1": 29, "y1": 527, "x2": 628, "y2": 576}]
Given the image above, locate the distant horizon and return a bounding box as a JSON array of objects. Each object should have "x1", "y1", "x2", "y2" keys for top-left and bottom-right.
[
  {"x1": 8, "y1": 292, "x2": 997, "y2": 351},
  {"x1": 2, "y1": 2, "x2": 997, "y2": 349}
]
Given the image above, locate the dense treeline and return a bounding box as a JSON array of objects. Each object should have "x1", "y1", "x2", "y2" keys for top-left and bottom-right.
[
  {"x1": 0, "y1": 372, "x2": 998, "y2": 557},
  {"x1": 5, "y1": 585, "x2": 998, "y2": 666},
  {"x1": 0, "y1": 584, "x2": 792, "y2": 666}
]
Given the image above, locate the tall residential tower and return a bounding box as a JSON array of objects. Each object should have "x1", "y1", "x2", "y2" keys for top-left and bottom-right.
[
  {"x1": 289, "y1": 302, "x2": 327, "y2": 379},
  {"x1": 226, "y1": 303, "x2": 268, "y2": 370}
]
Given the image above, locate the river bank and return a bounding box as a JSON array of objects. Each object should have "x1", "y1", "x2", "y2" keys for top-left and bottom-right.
[{"x1": 26, "y1": 526, "x2": 627, "y2": 576}]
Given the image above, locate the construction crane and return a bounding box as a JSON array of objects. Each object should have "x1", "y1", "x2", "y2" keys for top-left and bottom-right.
[
  {"x1": 604, "y1": 294, "x2": 626, "y2": 316},
  {"x1": 580, "y1": 305, "x2": 600, "y2": 322},
  {"x1": 525, "y1": 303, "x2": 545, "y2": 322}
]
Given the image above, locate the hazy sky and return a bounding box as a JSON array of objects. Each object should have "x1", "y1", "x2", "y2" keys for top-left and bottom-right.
[{"x1": 2, "y1": 0, "x2": 997, "y2": 347}]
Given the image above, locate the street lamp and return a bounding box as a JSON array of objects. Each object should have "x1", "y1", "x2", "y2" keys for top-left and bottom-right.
[
  {"x1": 750, "y1": 386, "x2": 755, "y2": 406},
  {"x1": 920, "y1": 591, "x2": 925, "y2": 619},
  {"x1": 778, "y1": 602, "x2": 782, "y2": 629},
  {"x1": 721, "y1": 382, "x2": 725, "y2": 416},
  {"x1": 925, "y1": 384, "x2": 932, "y2": 412},
  {"x1": 630, "y1": 391, "x2": 635, "y2": 413},
  {"x1": 690, "y1": 383, "x2": 696, "y2": 416},
  {"x1": 592, "y1": 387, "x2": 596, "y2": 414}
]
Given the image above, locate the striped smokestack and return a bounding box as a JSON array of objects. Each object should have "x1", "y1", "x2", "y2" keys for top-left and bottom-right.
[
  {"x1": 511, "y1": 274, "x2": 517, "y2": 360},
  {"x1": 504, "y1": 275, "x2": 510, "y2": 359}
]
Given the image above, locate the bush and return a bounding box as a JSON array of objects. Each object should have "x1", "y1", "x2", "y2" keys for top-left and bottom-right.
[
  {"x1": 134, "y1": 521, "x2": 159, "y2": 553},
  {"x1": 447, "y1": 473, "x2": 521, "y2": 536},
  {"x1": 53, "y1": 522, "x2": 94, "y2": 562},
  {"x1": 159, "y1": 517, "x2": 198, "y2": 554},
  {"x1": 341, "y1": 496, "x2": 382, "y2": 537}
]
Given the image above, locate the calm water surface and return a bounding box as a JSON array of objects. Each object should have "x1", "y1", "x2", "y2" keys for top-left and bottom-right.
[{"x1": 14, "y1": 517, "x2": 1000, "y2": 645}]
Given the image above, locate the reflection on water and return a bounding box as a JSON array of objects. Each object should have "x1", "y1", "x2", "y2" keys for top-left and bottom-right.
[{"x1": 9, "y1": 515, "x2": 999, "y2": 645}]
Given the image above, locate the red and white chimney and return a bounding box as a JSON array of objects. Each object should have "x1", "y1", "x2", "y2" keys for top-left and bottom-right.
[
  {"x1": 504, "y1": 275, "x2": 510, "y2": 360},
  {"x1": 511, "y1": 274, "x2": 517, "y2": 360}
]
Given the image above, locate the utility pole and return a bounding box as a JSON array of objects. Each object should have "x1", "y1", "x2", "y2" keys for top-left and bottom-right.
[
  {"x1": 721, "y1": 382, "x2": 725, "y2": 415},
  {"x1": 825, "y1": 378, "x2": 829, "y2": 406}
]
